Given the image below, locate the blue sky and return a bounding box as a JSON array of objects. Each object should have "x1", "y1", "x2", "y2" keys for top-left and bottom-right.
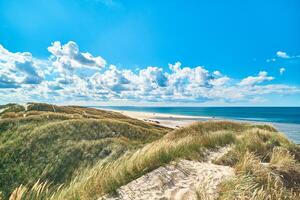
[{"x1": 0, "y1": 0, "x2": 299, "y2": 106}]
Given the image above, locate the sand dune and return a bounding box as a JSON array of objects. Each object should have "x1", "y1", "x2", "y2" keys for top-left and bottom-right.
[{"x1": 102, "y1": 147, "x2": 234, "y2": 200}]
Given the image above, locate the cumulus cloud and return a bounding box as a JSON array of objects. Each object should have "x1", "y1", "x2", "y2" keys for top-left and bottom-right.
[
  {"x1": 276, "y1": 51, "x2": 290, "y2": 59},
  {"x1": 239, "y1": 71, "x2": 274, "y2": 86},
  {"x1": 279, "y1": 67, "x2": 285, "y2": 75},
  {"x1": 1, "y1": 41, "x2": 299, "y2": 105},
  {"x1": 48, "y1": 41, "x2": 106, "y2": 72},
  {"x1": 0, "y1": 44, "x2": 43, "y2": 88},
  {"x1": 90, "y1": 65, "x2": 131, "y2": 94}
]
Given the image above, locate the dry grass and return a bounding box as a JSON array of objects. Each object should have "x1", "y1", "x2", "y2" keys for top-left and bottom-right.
[
  {"x1": 0, "y1": 103, "x2": 169, "y2": 199},
  {"x1": 2, "y1": 104, "x2": 299, "y2": 200},
  {"x1": 218, "y1": 151, "x2": 300, "y2": 200},
  {"x1": 270, "y1": 147, "x2": 300, "y2": 189},
  {"x1": 50, "y1": 130, "x2": 235, "y2": 200},
  {"x1": 8, "y1": 181, "x2": 62, "y2": 200},
  {"x1": 196, "y1": 175, "x2": 214, "y2": 200},
  {"x1": 214, "y1": 128, "x2": 299, "y2": 166},
  {"x1": 220, "y1": 149, "x2": 300, "y2": 200},
  {"x1": 6, "y1": 119, "x2": 293, "y2": 200},
  {"x1": 6, "y1": 122, "x2": 239, "y2": 200}
]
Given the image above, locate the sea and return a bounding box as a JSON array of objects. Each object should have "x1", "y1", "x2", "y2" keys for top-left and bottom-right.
[{"x1": 94, "y1": 106, "x2": 300, "y2": 144}]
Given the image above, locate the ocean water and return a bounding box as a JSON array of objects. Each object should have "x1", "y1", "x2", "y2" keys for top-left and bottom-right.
[{"x1": 95, "y1": 106, "x2": 300, "y2": 143}]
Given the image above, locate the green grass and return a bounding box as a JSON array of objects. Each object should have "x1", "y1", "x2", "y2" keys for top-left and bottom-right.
[
  {"x1": 1, "y1": 103, "x2": 300, "y2": 200},
  {"x1": 0, "y1": 103, "x2": 169, "y2": 199}
]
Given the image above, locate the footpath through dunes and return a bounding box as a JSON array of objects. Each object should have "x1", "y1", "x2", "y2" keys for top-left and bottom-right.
[
  {"x1": 96, "y1": 122, "x2": 300, "y2": 200},
  {"x1": 0, "y1": 103, "x2": 170, "y2": 199},
  {"x1": 102, "y1": 147, "x2": 234, "y2": 200}
]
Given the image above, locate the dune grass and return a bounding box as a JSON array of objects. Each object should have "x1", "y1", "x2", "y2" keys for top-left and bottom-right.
[
  {"x1": 54, "y1": 130, "x2": 236, "y2": 200},
  {"x1": 1, "y1": 103, "x2": 300, "y2": 200},
  {"x1": 0, "y1": 103, "x2": 169, "y2": 199},
  {"x1": 218, "y1": 151, "x2": 300, "y2": 200},
  {"x1": 6, "y1": 129, "x2": 236, "y2": 200},
  {"x1": 215, "y1": 129, "x2": 300, "y2": 200},
  {"x1": 214, "y1": 128, "x2": 300, "y2": 166},
  {"x1": 5, "y1": 120, "x2": 259, "y2": 200}
]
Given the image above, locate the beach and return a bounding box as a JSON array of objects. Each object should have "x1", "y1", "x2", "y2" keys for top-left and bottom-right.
[
  {"x1": 105, "y1": 109, "x2": 213, "y2": 128},
  {"x1": 103, "y1": 108, "x2": 300, "y2": 143}
]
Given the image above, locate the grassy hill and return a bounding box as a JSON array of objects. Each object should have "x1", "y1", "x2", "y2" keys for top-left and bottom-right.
[
  {"x1": 1, "y1": 103, "x2": 300, "y2": 200},
  {"x1": 0, "y1": 103, "x2": 169, "y2": 199}
]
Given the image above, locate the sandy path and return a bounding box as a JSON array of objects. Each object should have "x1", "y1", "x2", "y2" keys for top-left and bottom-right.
[{"x1": 102, "y1": 147, "x2": 234, "y2": 200}]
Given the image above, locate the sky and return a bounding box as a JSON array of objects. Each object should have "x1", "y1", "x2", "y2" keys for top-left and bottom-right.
[{"x1": 0, "y1": 0, "x2": 299, "y2": 106}]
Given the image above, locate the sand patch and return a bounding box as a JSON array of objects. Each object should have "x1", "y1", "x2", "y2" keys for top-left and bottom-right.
[{"x1": 102, "y1": 147, "x2": 234, "y2": 200}]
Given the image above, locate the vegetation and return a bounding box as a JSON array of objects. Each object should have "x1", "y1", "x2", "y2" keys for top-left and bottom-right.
[
  {"x1": 214, "y1": 129, "x2": 300, "y2": 200},
  {"x1": 0, "y1": 103, "x2": 169, "y2": 199},
  {"x1": 218, "y1": 151, "x2": 300, "y2": 200},
  {"x1": 0, "y1": 103, "x2": 299, "y2": 200}
]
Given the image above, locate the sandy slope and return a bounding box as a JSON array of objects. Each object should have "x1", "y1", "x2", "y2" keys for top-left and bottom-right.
[{"x1": 102, "y1": 147, "x2": 234, "y2": 200}]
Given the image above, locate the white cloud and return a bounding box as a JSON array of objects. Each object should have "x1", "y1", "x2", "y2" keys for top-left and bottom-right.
[
  {"x1": 276, "y1": 51, "x2": 290, "y2": 59},
  {"x1": 48, "y1": 41, "x2": 106, "y2": 73},
  {"x1": 90, "y1": 65, "x2": 131, "y2": 94},
  {"x1": 239, "y1": 71, "x2": 274, "y2": 86},
  {"x1": 0, "y1": 44, "x2": 43, "y2": 88},
  {"x1": 213, "y1": 70, "x2": 222, "y2": 76},
  {"x1": 0, "y1": 41, "x2": 299, "y2": 105},
  {"x1": 209, "y1": 76, "x2": 230, "y2": 86},
  {"x1": 279, "y1": 67, "x2": 285, "y2": 75},
  {"x1": 267, "y1": 51, "x2": 300, "y2": 63}
]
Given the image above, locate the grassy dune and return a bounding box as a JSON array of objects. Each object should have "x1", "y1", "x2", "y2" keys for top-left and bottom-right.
[
  {"x1": 215, "y1": 128, "x2": 300, "y2": 200},
  {"x1": 1, "y1": 103, "x2": 300, "y2": 200},
  {"x1": 0, "y1": 103, "x2": 169, "y2": 199}
]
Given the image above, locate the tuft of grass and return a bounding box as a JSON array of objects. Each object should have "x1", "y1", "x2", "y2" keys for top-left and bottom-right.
[
  {"x1": 218, "y1": 151, "x2": 300, "y2": 200},
  {"x1": 214, "y1": 128, "x2": 298, "y2": 166},
  {"x1": 270, "y1": 147, "x2": 300, "y2": 189},
  {"x1": 196, "y1": 176, "x2": 214, "y2": 200},
  {"x1": 8, "y1": 181, "x2": 61, "y2": 200}
]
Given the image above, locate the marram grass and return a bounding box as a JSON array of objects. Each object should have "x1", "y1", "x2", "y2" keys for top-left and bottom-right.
[{"x1": 1, "y1": 103, "x2": 300, "y2": 200}]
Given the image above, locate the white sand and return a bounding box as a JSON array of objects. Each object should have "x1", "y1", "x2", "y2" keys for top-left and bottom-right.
[
  {"x1": 102, "y1": 147, "x2": 234, "y2": 200},
  {"x1": 106, "y1": 109, "x2": 213, "y2": 129}
]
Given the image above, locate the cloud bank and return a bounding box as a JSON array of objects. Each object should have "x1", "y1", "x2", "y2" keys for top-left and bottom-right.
[{"x1": 0, "y1": 41, "x2": 299, "y2": 105}]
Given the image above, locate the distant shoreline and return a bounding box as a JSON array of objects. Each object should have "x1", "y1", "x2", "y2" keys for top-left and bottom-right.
[
  {"x1": 96, "y1": 107, "x2": 300, "y2": 144},
  {"x1": 100, "y1": 108, "x2": 213, "y2": 129}
]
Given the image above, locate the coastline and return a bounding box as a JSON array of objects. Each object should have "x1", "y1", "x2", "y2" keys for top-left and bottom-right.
[
  {"x1": 102, "y1": 108, "x2": 213, "y2": 128},
  {"x1": 100, "y1": 108, "x2": 300, "y2": 143}
]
